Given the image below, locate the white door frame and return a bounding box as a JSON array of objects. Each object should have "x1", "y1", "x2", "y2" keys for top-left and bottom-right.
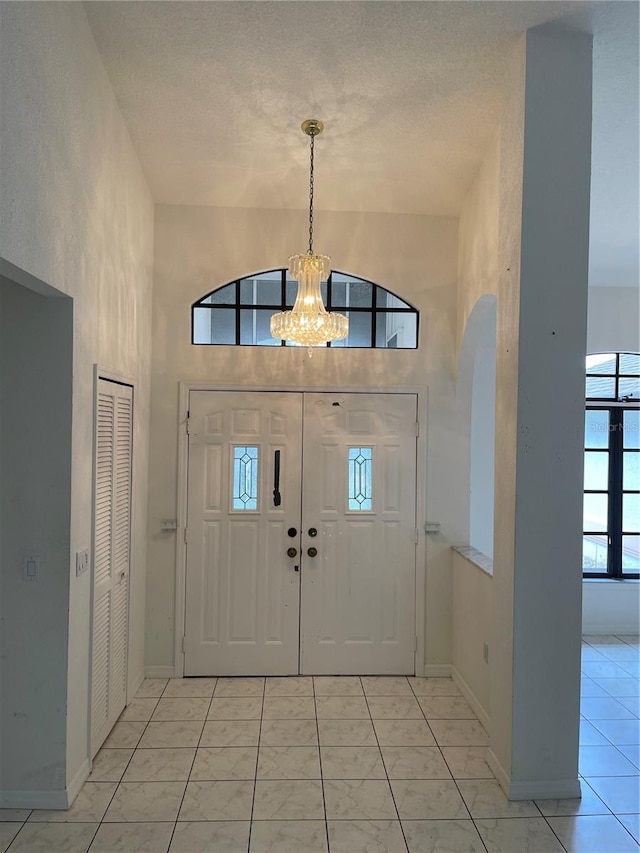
[{"x1": 174, "y1": 381, "x2": 427, "y2": 679}]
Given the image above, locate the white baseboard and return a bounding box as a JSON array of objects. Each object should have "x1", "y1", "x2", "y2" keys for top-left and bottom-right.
[
  {"x1": 450, "y1": 666, "x2": 490, "y2": 732},
  {"x1": 0, "y1": 787, "x2": 68, "y2": 810},
  {"x1": 144, "y1": 665, "x2": 175, "y2": 678},
  {"x1": 583, "y1": 624, "x2": 640, "y2": 636},
  {"x1": 423, "y1": 664, "x2": 452, "y2": 677},
  {"x1": 66, "y1": 758, "x2": 90, "y2": 808},
  {"x1": 1, "y1": 758, "x2": 91, "y2": 810},
  {"x1": 486, "y1": 749, "x2": 581, "y2": 800}
]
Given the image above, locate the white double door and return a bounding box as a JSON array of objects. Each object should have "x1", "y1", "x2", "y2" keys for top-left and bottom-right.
[{"x1": 184, "y1": 391, "x2": 417, "y2": 676}]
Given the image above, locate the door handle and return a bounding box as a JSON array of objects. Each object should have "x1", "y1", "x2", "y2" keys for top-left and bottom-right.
[
  {"x1": 273, "y1": 450, "x2": 281, "y2": 507},
  {"x1": 307, "y1": 547, "x2": 318, "y2": 558},
  {"x1": 308, "y1": 527, "x2": 318, "y2": 537},
  {"x1": 287, "y1": 547, "x2": 297, "y2": 558}
]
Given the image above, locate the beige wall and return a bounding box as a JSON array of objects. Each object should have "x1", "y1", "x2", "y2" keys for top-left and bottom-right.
[
  {"x1": 147, "y1": 204, "x2": 460, "y2": 672},
  {"x1": 0, "y1": 2, "x2": 153, "y2": 804}
]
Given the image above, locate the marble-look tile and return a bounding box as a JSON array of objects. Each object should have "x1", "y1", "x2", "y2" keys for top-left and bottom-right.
[
  {"x1": 88, "y1": 748, "x2": 134, "y2": 782},
  {"x1": 214, "y1": 677, "x2": 265, "y2": 697},
  {"x1": 381, "y1": 746, "x2": 451, "y2": 779},
  {"x1": 135, "y1": 678, "x2": 168, "y2": 698},
  {"x1": 592, "y1": 719, "x2": 640, "y2": 745},
  {"x1": 324, "y1": 779, "x2": 396, "y2": 820},
  {"x1": 313, "y1": 676, "x2": 364, "y2": 696},
  {"x1": 264, "y1": 676, "x2": 314, "y2": 697},
  {"x1": 428, "y1": 719, "x2": 489, "y2": 747},
  {"x1": 0, "y1": 823, "x2": 21, "y2": 853},
  {"x1": 585, "y1": 775, "x2": 640, "y2": 813},
  {"x1": 169, "y1": 821, "x2": 250, "y2": 853},
  {"x1": 619, "y1": 661, "x2": 640, "y2": 679},
  {"x1": 315, "y1": 696, "x2": 370, "y2": 719},
  {"x1": 262, "y1": 696, "x2": 316, "y2": 719},
  {"x1": 260, "y1": 719, "x2": 318, "y2": 747},
  {"x1": 547, "y1": 815, "x2": 640, "y2": 853},
  {"x1": 122, "y1": 747, "x2": 196, "y2": 781},
  {"x1": 617, "y1": 744, "x2": 640, "y2": 768},
  {"x1": 103, "y1": 721, "x2": 146, "y2": 749},
  {"x1": 119, "y1": 698, "x2": 159, "y2": 722},
  {"x1": 250, "y1": 820, "x2": 328, "y2": 853},
  {"x1": 138, "y1": 721, "x2": 204, "y2": 748},
  {"x1": 441, "y1": 747, "x2": 494, "y2": 779},
  {"x1": 320, "y1": 746, "x2": 386, "y2": 779},
  {"x1": 6, "y1": 822, "x2": 98, "y2": 853},
  {"x1": 408, "y1": 677, "x2": 461, "y2": 697},
  {"x1": 253, "y1": 780, "x2": 324, "y2": 820},
  {"x1": 29, "y1": 782, "x2": 117, "y2": 822},
  {"x1": 178, "y1": 780, "x2": 254, "y2": 821},
  {"x1": 0, "y1": 810, "x2": 30, "y2": 822},
  {"x1": 367, "y1": 696, "x2": 423, "y2": 719},
  {"x1": 582, "y1": 661, "x2": 634, "y2": 681},
  {"x1": 418, "y1": 696, "x2": 476, "y2": 720},
  {"x1": 89, "y1": 821, "x2": 173, "y2": 853},
  {"x1": 162, "y1": 677, "x2": 217, "y2": 698},
  {"x1": 403, "y1": 819, "x2": 486, "y2": 853},
  {"x1": 257, "y1": 746, "x2": 321, "y2": 779},
  {"x1": 581, "y1": 679, "x2": 610, "y2": 698},
  {"x1": 535, "y1": 783, "x2": 611, "y2": 817},
  {"x1": 208, "y1": 697, "x2": 263, "y2": 720},
  {"x1": 580, "y1": 720, "x2": 611, "y2": 746},
  {"x1": 200, "y1": 719, "x2": 260, "y2": 747},
  {"x1": 579, "y1": 745, "x2": 639, "y2": 776},
  {"x1": 475, "y1": 818, "x2": 565, "y2": 853},
  {"x1": 598, "y1": 645, "x2": 640, "y2": 663},
  {"x1": 373, "y1": 719, "x2": 436, "y2": 747},
  {"x1": 619, "y1": 696, "x2": 640, "y2": 716},
  {"x1": 361, "y1": 676, "x2": 412, "y2": 696},
  {"x1": 103, "y1": 781, "x2": 186, "y2": 822},
  {"x1": 318, "y1": 719, "x2": 377, "y2": 747},
  {"x1": 457, "y1": 780, "x2": 539, "y2": 818},
  {"x1": 592, "y1": 678, "x2": 640, "y2": 698},
  {"x1": 327, "y1": 819, "x2": 407, "y2": 853},
  {"x1": 190, "y1": 746, "x2": 258, "y2": 780},
  {"x1": 581, "y1": 697, "x2": 636, "y2": 720},
  {"x1": 151, "y1": 697, "x2": 211, "y2": 721},
  {"x1": 582, "y1": 646, "x2": 609, "y2": 662},
  {"x1": 617, "y1": 813, "x2": 640, "y2": 843},
  {"x1": 391, "y1": 779, "x2": 468, "y2": 821}
]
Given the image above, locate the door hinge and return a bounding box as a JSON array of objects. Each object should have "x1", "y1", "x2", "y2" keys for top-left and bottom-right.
[
  {"x1": 185, "y1": 418, "x2": 190, "y2": 435},
  {"x1": 415, "y1": 421, "x2": 420, "y2": 437},
  {"x1": 182, "y1": 636, "x2": 187, "y2": 653},
  {"x1": 184, "y1": 527, "x2": 188, "y2": 544}
]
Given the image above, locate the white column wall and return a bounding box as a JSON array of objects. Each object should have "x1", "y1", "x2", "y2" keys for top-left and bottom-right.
[
  {"x1": 490, "y1": 26, "x2": 592, "y2": 799},
  {"x1": 0, "y1": 3, "x2": 153, "y2": 805}
]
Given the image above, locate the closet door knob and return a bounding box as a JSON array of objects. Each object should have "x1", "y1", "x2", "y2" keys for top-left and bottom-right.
[{"x1": 307, "y1": 547, "x2": 318, "y2": 558}]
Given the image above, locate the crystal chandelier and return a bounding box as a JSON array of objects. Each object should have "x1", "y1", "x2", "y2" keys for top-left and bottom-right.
[{"x1": 270, "y1": 119, "x2": 348, "y2": 347}]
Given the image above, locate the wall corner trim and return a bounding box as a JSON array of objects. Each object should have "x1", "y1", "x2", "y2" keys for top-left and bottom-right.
[
  {"x1": 451, "y1": 666, "x2": 491, "y2": 732},
  {"x1": 423, "y1": 664, "x2": 452, "y2": 678},
  {"x1": 144, "y1": 666, "x2": 175, "y2": 679},
  {"x1": 66, "y1": 759, "x2": 91, "y2": 808}
]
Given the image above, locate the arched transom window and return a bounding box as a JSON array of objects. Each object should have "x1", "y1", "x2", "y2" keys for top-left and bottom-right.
[{"x1": 192, "y1": 269, "x2": 418, "y2": 348}]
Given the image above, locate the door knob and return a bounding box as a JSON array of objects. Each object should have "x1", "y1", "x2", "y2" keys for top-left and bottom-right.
[
  {"x1": 307, "y1": 547, "x2": 318, "y2": 558},
  {"x1": 287, "y1": 527, "x2": 298, "y2": 537},
  {"x1": 308, "y1": 527, "x2": 318, "y2": 537},
  {"x1": 287, "y1": 547, "x2": 297, "y2": 558}
]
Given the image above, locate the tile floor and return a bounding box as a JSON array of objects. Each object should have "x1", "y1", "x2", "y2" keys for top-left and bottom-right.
[{"x1": 1, "y1": 635, "x2": 638, "y2": 852}]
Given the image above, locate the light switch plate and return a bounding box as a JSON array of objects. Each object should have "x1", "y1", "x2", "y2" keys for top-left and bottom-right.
[{"x1": 23, "y1": 556, "x2": 40, "y2": 581}]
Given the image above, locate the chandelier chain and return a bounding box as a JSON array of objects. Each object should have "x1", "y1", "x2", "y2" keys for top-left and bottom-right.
[{"x1": 308, "y1": 132, "x2": 315, "y2": 254}]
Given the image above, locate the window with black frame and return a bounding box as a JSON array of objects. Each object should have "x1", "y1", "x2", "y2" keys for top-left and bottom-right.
[
  {"x1": 583, "y1": 353, "x2": 640, "y2": 578},
  {"x1": 192, "y1": 269, "x2": 418, "y2": 348}
]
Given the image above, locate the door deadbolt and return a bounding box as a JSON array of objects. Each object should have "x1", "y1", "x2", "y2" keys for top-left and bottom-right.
[
  {"x1": 287, "y1": 547, "x2": 297, "y2": 558},
  {"x1": 307, "y1": 546, "x2": 318, "y2": 558}
]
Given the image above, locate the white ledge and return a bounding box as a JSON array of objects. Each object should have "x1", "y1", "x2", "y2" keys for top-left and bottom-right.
[{"x1": 452, "y1": 545, "x2": 493, "y2": 577}]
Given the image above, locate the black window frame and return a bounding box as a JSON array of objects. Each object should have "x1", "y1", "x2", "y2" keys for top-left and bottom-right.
[
  {"x1": 583, "y1": 352, "x2": 640, "y2": 580},
  {"x1": 191, "y1": 268, "x2": 419, "y2": 349}
]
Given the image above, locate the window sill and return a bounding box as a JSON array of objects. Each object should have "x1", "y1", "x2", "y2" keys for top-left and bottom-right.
[{"x1": 452, "y1": 546, "x2": 493, "y2": 577}]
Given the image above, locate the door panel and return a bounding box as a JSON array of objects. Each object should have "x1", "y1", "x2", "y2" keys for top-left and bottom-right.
[
  {"x1": 184, "y1": 391, "x2": 303, "y2": 675},
  {"x1": 300, "y1": 393, "x2": 417, "y2": 674},
  {"x1": 184, "y1": 390, "x2": 417, "y2": 676}
]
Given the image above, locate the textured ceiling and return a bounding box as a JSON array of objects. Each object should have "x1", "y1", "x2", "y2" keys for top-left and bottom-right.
[{"x1": 85, "y1": 1, "x2": 638, "y2": 284}]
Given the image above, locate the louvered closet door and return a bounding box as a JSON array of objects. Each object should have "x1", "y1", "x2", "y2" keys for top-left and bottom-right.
[{"x1": 91, "y1": 379, "x2": 133, "y2": 757}]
